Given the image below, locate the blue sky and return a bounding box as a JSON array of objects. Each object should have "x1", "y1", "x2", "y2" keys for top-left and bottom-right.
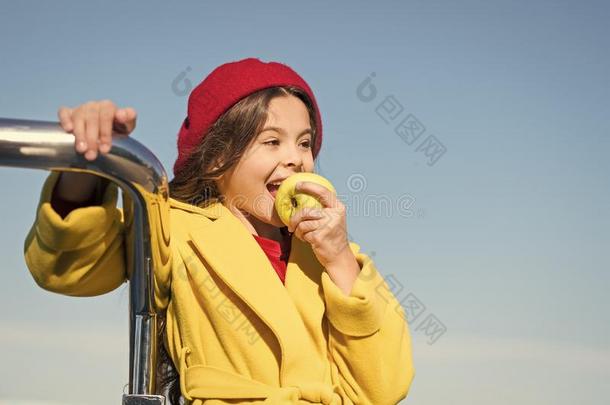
[{"x1": 0, "y1": 0, "x2": 608, "y2": 404}]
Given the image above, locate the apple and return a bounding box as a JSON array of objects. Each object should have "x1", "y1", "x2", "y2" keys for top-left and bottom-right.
[{"x1": 274, "y1": 172, "x2": 336, "y2": 227}]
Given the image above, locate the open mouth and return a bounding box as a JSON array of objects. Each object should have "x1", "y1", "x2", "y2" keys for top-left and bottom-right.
[{"x1": 266, "y1": 183, "x2": 279, "y2": 198}]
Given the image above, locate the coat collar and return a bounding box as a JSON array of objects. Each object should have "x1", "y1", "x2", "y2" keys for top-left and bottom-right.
[{"x1": 184, "y1": 201, "x2": 327, "y2": 385}]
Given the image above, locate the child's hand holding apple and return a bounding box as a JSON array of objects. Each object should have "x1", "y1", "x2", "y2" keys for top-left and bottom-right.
[{"x1": 275, "y1": 173, "x2": 361, "y2": 294}]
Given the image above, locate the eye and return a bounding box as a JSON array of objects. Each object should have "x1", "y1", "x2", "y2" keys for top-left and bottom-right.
[{"x1": 263, "y1": 139, "x2": 311, "y2": 148}]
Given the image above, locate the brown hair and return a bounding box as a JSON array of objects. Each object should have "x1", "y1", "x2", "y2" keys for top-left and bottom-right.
[{"x1": 156, "y1": 85, "x2": 319, "y2": 404}]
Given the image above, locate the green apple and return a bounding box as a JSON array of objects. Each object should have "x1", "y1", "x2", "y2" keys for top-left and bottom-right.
[{"x1": 274, "y1": 172, "x2": 336, "y2": 227}]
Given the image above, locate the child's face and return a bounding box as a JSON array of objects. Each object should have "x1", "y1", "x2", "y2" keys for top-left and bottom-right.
[{"x1": 217, "y1": 94, "x2": 315, "y2": 234}]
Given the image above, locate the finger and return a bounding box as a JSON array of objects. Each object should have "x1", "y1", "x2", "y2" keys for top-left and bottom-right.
[
  {"x1": 296, "y1": 181, "x2": 338, "y2": 209},
  {"x1": 57, "y1": 106, "x2": 74, "y2": 132},
  {"x1": 295, "y1": 217, "x2": 323, "y2": 236},
  {"x1": 125, "y1": 107, "x2": 138, "y2": 132},
  {"x1": 84, "y1": 104, "x2": 100, "y2": 160},
  {"x1": 300, "y1": 227, "x2": 321, "y2": 245},
  {"x1": 288, "y1": 207, "x2": 324, "y2": 232},
  {"x1": 112, "y1": 109, "x2": 128, "y2": 133},
  {"x1": 98, "y1": 100, "x2": 116, "y2": 154},
  {"x1": 71, "y1": 108, "x2": 88, "y2": 153},
  {"x1": 123, "y1": 106, "x2": 137, "y2": 124},
  {"x1": 114, "y1": 107, "x2": 137, "y2": 134},
  {"x1": 288, "y1": 207, "x2": 322, "y2": 232}
]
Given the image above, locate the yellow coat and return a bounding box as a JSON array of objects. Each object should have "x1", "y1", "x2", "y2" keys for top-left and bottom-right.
[{"x1": 24, "y1": 171, "x2": 415, "y2": 404}]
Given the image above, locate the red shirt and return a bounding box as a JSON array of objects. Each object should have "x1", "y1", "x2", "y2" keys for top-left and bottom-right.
[{"x1": 251, "y1": 227, "x2": 292, "y2": 285}]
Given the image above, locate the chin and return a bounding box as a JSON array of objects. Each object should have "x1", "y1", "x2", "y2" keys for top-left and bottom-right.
[
  {"x1": 265, "y1": 208, "x2": 285, "y2": 228},
  {"x1": 248, "y1": 203, "x2": 283, "y2": 228},
  {"x1": 270, "y1": 210, "x2": 289, "y2": 229},
  {"x1": 270, "y1": 217, "x2": 285, "y2": 228}
]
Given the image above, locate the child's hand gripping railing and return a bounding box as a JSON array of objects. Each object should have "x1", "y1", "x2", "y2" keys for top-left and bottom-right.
[{"x1": 0, "y1": 117, "x2": 170, "y2": 404}]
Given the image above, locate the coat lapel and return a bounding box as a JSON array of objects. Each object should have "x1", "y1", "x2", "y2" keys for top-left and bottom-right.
[{"x1": 185, "y1": 201, "x2": 325, "y2": 385}]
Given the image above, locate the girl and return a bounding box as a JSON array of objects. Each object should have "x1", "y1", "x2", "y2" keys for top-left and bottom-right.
[{"x1": 23, "y1": 57, "x2": 415, "y2": 404}]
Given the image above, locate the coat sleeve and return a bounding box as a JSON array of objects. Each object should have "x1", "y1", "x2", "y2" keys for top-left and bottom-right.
[
  {"x1": 320, "y1": 242, "x2": 415, "y2": 405},
  {"x1": 23, "y1": 170, "x2": 128, "y2": 296}
]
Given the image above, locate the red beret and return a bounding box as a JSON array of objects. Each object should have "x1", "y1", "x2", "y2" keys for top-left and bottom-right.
[{"x1": 174, "y1": 57, "x2": 323, "y2": 176}]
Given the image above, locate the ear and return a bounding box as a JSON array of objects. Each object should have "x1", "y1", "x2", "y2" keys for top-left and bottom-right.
[
  {"x1": 210, "y1": 154, "x2": 225, "y2": 172},
  {"x1": 211, "y1": 157, "x2": 229, "y2": 185},
  {"x1": 211, "y1": 160, "x2": 223, "y2": 173}
]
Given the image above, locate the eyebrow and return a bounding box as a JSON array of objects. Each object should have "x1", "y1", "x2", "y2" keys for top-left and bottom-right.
[{"x1": 260, "y1": 126, "x2": 312, "y2": 138}]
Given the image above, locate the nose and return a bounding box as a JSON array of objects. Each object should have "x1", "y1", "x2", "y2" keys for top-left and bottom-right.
[{"x1": 281, "y1": 142, "x2": 304, "y2": 170}]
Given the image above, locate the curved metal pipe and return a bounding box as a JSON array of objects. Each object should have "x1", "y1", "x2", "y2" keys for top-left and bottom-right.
[{"x1": 0, "y1": 117, "x2": 169, "y2": 404}]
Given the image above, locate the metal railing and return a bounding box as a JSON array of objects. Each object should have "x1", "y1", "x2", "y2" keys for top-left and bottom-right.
[{"x1": 0, "y1": 117, "x2": 170, "y2": 404}]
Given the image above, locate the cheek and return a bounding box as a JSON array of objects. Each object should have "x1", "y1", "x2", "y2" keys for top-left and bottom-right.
[
  {"x1": 236, "y1": 181, "x2": 267, "y2": 213},
  {"x1": 304, "y1": 158, "x2": 315, "y2": 172},
  {"x1": 242, "y1": 157, "x2": 273, "y2": 182}
]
